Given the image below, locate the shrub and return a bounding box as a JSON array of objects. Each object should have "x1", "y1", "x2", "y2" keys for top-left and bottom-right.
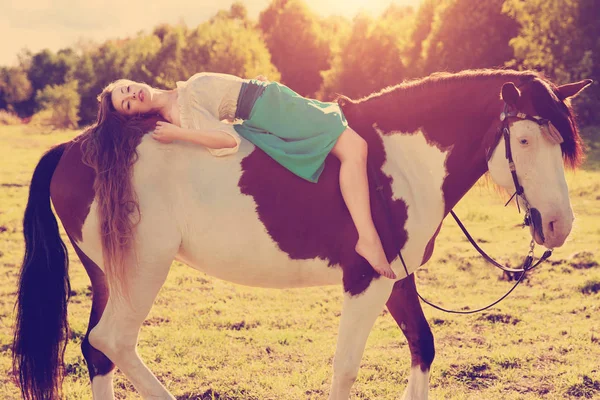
[{"x1": 34, "y1": 80, "x2": 81, "y2": 130}]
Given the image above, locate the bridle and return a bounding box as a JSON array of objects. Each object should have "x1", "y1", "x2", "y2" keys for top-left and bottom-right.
[{"x1": 372, "y1": 98, "x2": 561, "y2": 314}]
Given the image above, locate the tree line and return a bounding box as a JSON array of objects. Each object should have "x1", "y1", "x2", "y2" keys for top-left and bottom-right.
[{"x1": 0, "y1": 0, "x2": 597, "y2": 131}]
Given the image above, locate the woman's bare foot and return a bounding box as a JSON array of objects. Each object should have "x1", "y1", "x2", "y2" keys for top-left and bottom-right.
[{"x1": 355, "y1": 237, "x2": 396, "y2": 279}]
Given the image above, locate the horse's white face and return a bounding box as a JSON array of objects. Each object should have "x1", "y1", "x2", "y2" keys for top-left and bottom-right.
[{"x1": 487, "y1": 119, "x2": 572, "y2": 248}]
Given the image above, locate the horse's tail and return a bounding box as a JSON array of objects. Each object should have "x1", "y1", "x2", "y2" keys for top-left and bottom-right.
[{"x1": 13, "y1": 143, "x2": 71, "y2": 400}]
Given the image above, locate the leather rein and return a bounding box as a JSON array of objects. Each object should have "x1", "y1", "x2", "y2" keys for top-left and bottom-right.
[{"x1": 373, "y1": 102, "x2": 558, "y2": 314}]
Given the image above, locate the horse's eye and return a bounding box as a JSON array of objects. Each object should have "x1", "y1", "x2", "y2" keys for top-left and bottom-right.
[{"x1": 520, "y1": 138, "x2": 529, "y2": 145}]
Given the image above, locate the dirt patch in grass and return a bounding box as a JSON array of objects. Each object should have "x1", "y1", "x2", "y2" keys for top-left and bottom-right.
[
  {"x1": 0, "y1": 183, "x2": 26, "y2": 188},
  {"x1": 478, "y1": 312, "x2": 520, "y2": 325},
  {"x1": 431, "y1": 317, "x2": 450, "y2": 326},
  {"x1": 505, "y1": 380, "x2": 553, "y2": 396},
  {"x1": 495, "y1": 357, "x2": 522, "y2": 369},
  {"x1": 569, "y1": 251, "x2": 599, "y2": 269},
  {"x1": 442, "y1": 362, "x2": 497, "y2": 389},
  {"x1": 227, "y1": 320, "x2": 260, "y2": 331},
  {"x1": 177, "y1": 389, "x2": 260, "y2": 400},
  {"x1": 565, "y1": 376, "x2": 600, "y2": 398},
  {"x1": 580, "y1": 280, "x2": 600, "y2": 295},
  {"x1": 143, "y1": 316, "x2": 171, "y2": 326}
]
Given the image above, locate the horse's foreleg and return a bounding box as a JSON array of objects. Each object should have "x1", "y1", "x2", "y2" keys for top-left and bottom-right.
[
  {"x1": 72, "y1": 244, "x2": 116, "y2": 400},
  {"x1": 86, "y1": 214, "x2": 180, "y2": 400},
  {"x1": 88, "y1": 255, "x2": 175, "y2": 400},
  {"x1": 386, "y1": 274, "x2": 434, "y2": 400},
  {"x1": 329, "y1": 277, "x2": 395, "y2": 400}
]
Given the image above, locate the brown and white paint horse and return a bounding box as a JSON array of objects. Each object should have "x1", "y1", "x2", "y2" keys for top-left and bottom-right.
[{"x1": 13, "y1": 69, "x2": 591, "y2": 400}]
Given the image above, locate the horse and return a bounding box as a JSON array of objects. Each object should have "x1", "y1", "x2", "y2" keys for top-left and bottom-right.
[{"x1": 13, "y1": 69, "x2": 591, "y2": 400}]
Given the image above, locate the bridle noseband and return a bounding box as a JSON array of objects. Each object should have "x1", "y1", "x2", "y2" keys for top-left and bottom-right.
[{"x1": 371, "y1": 99, "x2": 559, "y2": 314}]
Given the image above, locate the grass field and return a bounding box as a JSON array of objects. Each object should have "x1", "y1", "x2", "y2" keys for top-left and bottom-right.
[{"x1": 0, "y1": 125, "x2": 599, "y2": 400}]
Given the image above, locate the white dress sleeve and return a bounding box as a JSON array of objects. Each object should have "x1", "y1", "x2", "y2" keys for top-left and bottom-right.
[
  {"x1": 178, "y1": 76, "x2": 242, "y2": 157},
  {"x1": 186, "y1": 104, "x2": 241, "y2": 157}
]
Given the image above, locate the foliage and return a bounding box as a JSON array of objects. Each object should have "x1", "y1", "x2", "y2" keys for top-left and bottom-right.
[
  {"x1": 405, "y1": 0, "x2": 438, "y2": 76},
  {"x1": 259, "y1": 0, "x2": 330, "y2": 96},
  {"x1": 0, "y1": 0, "x2": 597, "y2": 137},
  {"x1": 504, "y1": 0, "x2": 600, "y2": 125},
  {"x1": 34, "y1": 80, "x2": 81, "y2": 129},
  {"x1": 186, "y1": 14, "x2": 280, "y2": 82},
  {"x1": 0, "y1": 109, "x2": 22, "y2": 125},
  {"x1": 322, "y1": 7, "x2": 414, "y2": 99},
  {"x1": 421, "y1": 0, "x2": 519, "y2": 74},
  {"x1": 0, "y1": 67, "x2": 33, "y2": 110},
  {"x1": 27, "y1": 49, "x2": 78, "y2": 93}
]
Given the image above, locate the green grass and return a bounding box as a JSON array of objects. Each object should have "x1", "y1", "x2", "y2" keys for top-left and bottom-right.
[{"x1": 1, "y1": 125, "x2": 599, "y2": 399}]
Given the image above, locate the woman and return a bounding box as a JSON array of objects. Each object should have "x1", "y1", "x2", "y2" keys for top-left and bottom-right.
[{"x1": 102, "y1": 72, "x2": 395, "y2": 279}]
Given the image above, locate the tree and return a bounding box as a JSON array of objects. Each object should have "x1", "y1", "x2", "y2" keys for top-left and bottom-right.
[
  {"x1": 405, "y1": 0, "x2": 438, "y2": 76},
  {"x1": 27, "y1": 49, "x2": 78, "y2": 93},
  {"x1": 34, "y1": 80, "x2": 81, "y2": 129},
  {"x1": 211, "y1": 1, "x2": 249, "y2": 25},
  {"x1": 184, "y1": 17, "x2": 280, "y2": 81},
  {"x1": 322, "y1": 10, "x2": 413, "y2": 99},
  {"x1": 504, "y1": 0, "x2": 600, "y2": 125},
  {"x1": 259, "y1": 0, "x2": 330, "y2": 96},
  {"x1": 148, "y1": 24, "x2": 190, "y2": 89},
  {"x1": 0, "y1": 67, "x2": 33, "y2": 111},
  {"x1": 421, "y1": 0, "x2": 518, "y2": 73}
]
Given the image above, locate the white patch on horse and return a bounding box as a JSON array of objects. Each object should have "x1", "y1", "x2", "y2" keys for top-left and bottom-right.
[
  {"x1": 401, "y1": 366, "x2": 430, "y2": 400},
  {"x1": 376, "y1": 126, "x2": 450, "y2": 277},
  {"x1": 76, "y1": 134, "x2": 342, "y2": 289},
  {"x1": 91, "y1": 372, "x2": 115, "y2": 400}
]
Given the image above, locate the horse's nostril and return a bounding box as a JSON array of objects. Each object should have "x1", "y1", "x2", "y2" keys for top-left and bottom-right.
[{"x1": 549, "y1": 220, "x2": 557, "y2": 233}]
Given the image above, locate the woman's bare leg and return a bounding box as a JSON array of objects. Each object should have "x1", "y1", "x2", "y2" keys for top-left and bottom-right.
[{"x1": 331, "y1": 127, "x2": 396, "y2": 279}]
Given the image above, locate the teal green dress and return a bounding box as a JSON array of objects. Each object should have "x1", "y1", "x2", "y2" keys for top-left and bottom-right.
[{"x1": 233, "y1": 80, "x2": 348, "y2": 183}]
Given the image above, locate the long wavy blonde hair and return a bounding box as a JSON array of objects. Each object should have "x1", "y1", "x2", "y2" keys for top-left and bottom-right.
[{"x1": 81, "y1": 80, "x2": 162, "y2": 298}]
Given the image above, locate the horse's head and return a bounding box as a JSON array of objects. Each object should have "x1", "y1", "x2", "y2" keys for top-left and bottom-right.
[{"x1": 486, "y1": 77, "x2": 592, "y2": 249}]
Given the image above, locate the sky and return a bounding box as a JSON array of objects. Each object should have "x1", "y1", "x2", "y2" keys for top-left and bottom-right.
[{"x1": 0, "y1": 0, "x2": 422, "y2": 67}]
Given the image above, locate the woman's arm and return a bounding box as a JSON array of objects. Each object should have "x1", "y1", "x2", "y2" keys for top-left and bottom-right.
[{"x1": 153, "y1": 121, "x2": 237, "y2": 149}]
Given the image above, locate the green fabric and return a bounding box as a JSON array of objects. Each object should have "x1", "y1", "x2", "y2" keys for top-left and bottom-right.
[{"x1": 234, "y1": 81, "x2": 347, "y2": 183}]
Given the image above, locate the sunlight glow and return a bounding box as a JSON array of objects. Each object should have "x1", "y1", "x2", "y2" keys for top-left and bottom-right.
[{"x1": 0, "y1": 0, "x2": 422, "y2": 66}]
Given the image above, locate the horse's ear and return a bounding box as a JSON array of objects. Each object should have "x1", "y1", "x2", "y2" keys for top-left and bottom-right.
[
  {"x1": 556, "y1": 79, "x2": 593, "y2": 100},
  {"x1": 501, "y1": 82, "x2": 520, "y2": 106}
]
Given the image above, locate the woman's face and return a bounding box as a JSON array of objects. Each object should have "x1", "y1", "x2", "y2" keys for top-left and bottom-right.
[{"x1": 111, "y1": 81, "x2": 154, "y2": 116}]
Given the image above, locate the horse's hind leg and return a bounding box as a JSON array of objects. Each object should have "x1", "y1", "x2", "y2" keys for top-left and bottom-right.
[
  {"x1": 386, "y1": 274, "x2": 434, "y2": 400},
  {"x1": 329, "y1": 277, "x2": 396, "y2": 400},
  {"x1": 72, "y1": 244, "x2": 116, "y2": 399}
]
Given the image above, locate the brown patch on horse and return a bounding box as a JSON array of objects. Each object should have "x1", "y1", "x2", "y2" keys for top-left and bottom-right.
[
  {"x1": 70, "y1": 240, "x2": 115, "y2": 379},
  {"x1": 387, "y1": 274, "x2": 434, "y2": 371},
  {"x1": 50, "y1": 139, "x2": 96, "y2": 241},
  {"x1": 239, "y1": 124, "x2": 408, "y2": 296}
]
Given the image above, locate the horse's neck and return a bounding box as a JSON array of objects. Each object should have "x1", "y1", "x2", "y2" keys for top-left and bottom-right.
[{"x1": 367, "y1": 78, "x2": 504, "y2": 215}]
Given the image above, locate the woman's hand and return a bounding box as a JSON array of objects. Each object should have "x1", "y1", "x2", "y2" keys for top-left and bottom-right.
[{"x1": 152, "y1": 121, "x2": 182, "y2": 144}]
